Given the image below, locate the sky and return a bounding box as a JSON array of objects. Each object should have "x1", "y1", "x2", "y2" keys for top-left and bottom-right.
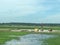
[{"x1": 0, "y1": 0, "x2": 60, "y2": 23}]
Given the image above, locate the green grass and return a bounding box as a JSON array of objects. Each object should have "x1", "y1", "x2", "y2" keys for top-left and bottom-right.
[
  {"x1": 0, "y1": 31, "x2": 30, "y2": 45},
  {"x1": 0, "y1": 31, "x2": 60, "y2": 45},
  {"x1": 0, "y1": 25, "x2": 60, "y2": 45},
  {"x1": 44, "y1": 33, "x2": 60, "y2": 45},
  {"x1": 0, "y1": 26, "x2": 60, "y2": 30}
]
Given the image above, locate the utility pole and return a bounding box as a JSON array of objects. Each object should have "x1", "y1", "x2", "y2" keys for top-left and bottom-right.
[{"x1": 41, "y1": 23, "x2": 43, "y2": 31}]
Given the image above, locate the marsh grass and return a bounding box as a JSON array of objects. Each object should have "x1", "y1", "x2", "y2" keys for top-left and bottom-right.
[
  {"x1": 44, "y1": 33, "x2": 60, "y2": 45},
  {"x1": 0, "y1": 31, "x2": 30, "y2": 45},
  {"x1": 0, "y1": 31, "x2": 60, "y2": 45}
]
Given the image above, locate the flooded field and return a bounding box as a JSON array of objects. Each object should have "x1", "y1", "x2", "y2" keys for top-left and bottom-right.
[{"x1": 4, "y1": 34, "x2": 55, "y2": 45}]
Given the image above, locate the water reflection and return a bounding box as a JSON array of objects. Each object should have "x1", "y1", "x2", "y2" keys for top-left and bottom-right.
[{"x1": 4, "y1": 34, "x2": 54, "y2": 45}]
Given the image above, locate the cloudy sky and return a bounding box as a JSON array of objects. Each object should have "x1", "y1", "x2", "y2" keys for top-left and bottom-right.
[{"x1": 0, "y1": 0, "x2": 60, "y2": 23}]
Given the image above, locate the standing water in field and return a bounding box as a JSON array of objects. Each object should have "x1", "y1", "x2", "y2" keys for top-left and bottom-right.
[{"x1": 4, "y1": 34, "x2": 55, "y2": 45}]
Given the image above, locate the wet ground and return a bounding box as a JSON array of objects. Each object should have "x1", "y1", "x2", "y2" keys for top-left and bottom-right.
[{"x1": 4, "y1": 34, "x2": 55, "y2": 45}]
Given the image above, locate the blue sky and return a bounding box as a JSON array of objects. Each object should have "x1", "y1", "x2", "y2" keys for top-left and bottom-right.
[{"x1": 0, "y1": 0, "x2": 60, "y2": 23}]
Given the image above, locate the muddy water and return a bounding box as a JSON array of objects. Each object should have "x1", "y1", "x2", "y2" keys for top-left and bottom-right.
[{"x1": 4, "y1": 34, "x2": 54, "y2": 45}]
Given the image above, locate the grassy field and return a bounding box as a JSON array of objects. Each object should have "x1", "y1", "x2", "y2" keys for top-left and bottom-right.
[
  {"x1": 0, "y1": 25, "x2": 60, "y2": 45},
  {"x1": 44, "y1": 33, "x2": 60, "y2": 45},
  {"x1": 0, "y1": 25, "x2": 60, "y2": 30},
  {"x1": 0, "y1": 32, "x2": 60, "y2": 45},
  {"x1": 0, "y1": 31, "x2": 31, "y2": 45},
  {"x1": 0, "y1": 31, "x2": 60, "y2": 45}
]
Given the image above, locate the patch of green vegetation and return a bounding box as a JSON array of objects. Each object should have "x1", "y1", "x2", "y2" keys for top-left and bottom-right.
[
  {"x1": 0, "y1": 25, "x2": 60, "y2": 30},
  {"x1": 0, "y1": 24, "x2": 60, "y2": 45},
  {"x1": 0, "y1": 31, "x2": 30, "y2": 45},
  {"x1": 44, "y1": 33, "x2": 60, "y2": 45}
]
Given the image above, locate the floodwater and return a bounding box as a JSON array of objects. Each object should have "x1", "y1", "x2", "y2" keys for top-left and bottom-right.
[{"x1": 4, "y1": 34, "x2": 55, "y2": 45}]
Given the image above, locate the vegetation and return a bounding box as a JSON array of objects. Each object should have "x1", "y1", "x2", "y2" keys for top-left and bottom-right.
[
  {"x1": 0, "y1": 24, "x2": 60, "y2": 30},
  {"x1": 0, "y1": 31, "x2": 31, "y2": 45},
  {"x1": 44, "y1": 33, "x2": 60, "y2": 45},
  {"x1": 0, "y1": 23, "x2": 60, "y2": 45}
]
